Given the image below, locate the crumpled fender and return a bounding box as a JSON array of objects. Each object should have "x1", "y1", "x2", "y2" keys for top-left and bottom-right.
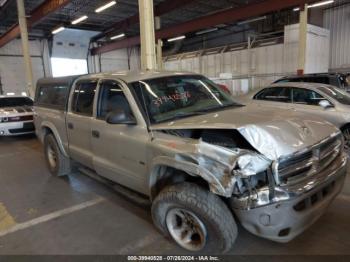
[{"x1": 150, "y1": 140, "x2": 271, "y2": 197}]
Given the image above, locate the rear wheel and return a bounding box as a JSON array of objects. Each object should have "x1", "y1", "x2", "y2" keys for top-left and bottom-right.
[
  {"x1": 44, "y1": 134, "x2": 71, "y2": 176},
  {"x1": 152, "y1": 182, "x2": 237, "y2": 253}
]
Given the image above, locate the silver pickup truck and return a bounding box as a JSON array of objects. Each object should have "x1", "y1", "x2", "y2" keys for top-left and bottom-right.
[{"x1": 34, "y1": 71, "x2": 347, "y2": 253}]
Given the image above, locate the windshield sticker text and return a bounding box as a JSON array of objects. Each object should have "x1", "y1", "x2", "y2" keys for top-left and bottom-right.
[{"x1": 153, "y1": 92, "x2": 191, "y2": 107}]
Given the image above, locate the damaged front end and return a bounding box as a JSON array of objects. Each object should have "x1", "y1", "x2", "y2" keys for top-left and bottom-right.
[
  {"x1": 175, "y1": 140, "x2": 271, "y2": 199},
  {"x1": 154, "y1": 126, "x2": 347, "y2": 242},
  {"x1": 182, "y1": 132, "x2": 346, "y2": 243}
]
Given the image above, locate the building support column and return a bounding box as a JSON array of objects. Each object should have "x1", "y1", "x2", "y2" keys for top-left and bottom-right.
[
  {"x1": 16, "y1": 0, "x2": 34, "y2": 97},
  {"x1": 247, "y1": 35, "x2": 255, "y2": 91},
  {"x1": 297, "y1": 4, "x2": 308, "y2": 75},
  {"x1": 138, "y1": 0, "x2": 157, "y2": 70},
  {"x1": 155, "y1": 16, "x2": 163, "y2": 70}
]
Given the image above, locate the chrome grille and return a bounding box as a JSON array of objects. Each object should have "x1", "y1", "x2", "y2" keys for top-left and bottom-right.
[{"x1": 276, "y1": 134, "x2": 343, "y2": 185}]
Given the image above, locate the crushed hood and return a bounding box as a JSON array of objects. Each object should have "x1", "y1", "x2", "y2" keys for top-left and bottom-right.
[{"x1": 151, "y1": 104, "x2": 339, "y2": 160}]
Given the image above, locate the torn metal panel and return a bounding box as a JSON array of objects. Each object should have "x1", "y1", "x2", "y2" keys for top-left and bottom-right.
[{"x1": 175, "y1": 140, "x2": 271, "y2": 197}]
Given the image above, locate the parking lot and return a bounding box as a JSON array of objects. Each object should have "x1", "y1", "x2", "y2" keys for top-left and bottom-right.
[{"x1": 0, "y1": 135, "x2": 349, "y2": 255}]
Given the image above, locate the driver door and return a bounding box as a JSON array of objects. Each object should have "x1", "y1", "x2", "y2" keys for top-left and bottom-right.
[{"x1": 91, "y1": 79, "x2": 150, "y2": 195}]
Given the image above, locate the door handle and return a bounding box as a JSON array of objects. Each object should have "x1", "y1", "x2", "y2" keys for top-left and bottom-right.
[
  {"x1": 92, "y1": 130, "x2": 100, "y2": 138},
  {"x1": 68, "y1": 122, "x2": 74, "y2": 129}
]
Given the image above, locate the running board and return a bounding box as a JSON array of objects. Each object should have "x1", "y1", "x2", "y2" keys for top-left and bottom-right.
[{"x1": 78, "y1": 167, "x2": 151, "y2": 207}]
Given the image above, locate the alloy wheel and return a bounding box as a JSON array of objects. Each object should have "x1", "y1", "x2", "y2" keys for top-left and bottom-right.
[{"x1": 166, "y1": 208, "x2": 207, "y2": 251}]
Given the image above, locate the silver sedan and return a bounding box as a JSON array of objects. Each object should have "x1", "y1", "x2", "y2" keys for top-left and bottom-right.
[{"x1": 240, "y1": 82, "x2": 350, "y2": 149}]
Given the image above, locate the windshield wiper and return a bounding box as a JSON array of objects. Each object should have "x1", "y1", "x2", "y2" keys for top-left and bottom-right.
[{"x1": 156, "y1": 104, "x2": 243, "y2": 123}]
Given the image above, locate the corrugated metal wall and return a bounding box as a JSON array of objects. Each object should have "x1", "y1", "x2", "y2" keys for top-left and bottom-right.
[
  {"x1": 0, "y1": 39, "x2": 47, "y2": 95},
  {"x1": 165, "y1": 45, "x2": 286, "y2": 95},
  {"x1": 324, "y1": 1, "x2": 350, "y2": 71},
  {"x1": 165, "y1": 24, "x2": 330, "y2": 95}
]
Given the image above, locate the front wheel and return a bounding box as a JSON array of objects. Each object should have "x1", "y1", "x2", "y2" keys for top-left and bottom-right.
[{"x1": 151, "y1": 182, "x2": 237, "y2": 253}]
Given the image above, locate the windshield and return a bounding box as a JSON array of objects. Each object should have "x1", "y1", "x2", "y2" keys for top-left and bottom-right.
[
  {"x1": 0, "y1": 97, "x2": 33, "y2": 108},
  {"x1": 130, "y1": 75, "x2": 241, "y2": 124},
  {"x1": 318, "y1": 86, "x2": 350, "y2": 105}
]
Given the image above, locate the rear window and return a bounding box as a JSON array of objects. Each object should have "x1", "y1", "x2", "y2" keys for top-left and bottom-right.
[
  {"x1": 36, "y1": 85, "x2": 69, "y2": 109},
  {"x1": 0, "y1": 97, "x2": 33, "y2": 108}
]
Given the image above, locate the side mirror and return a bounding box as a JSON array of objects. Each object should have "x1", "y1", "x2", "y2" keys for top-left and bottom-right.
[
  {"x1": 319, "y1": 100, "x2": 333, "y2": 109},
  {"x1": 106, "y1": 109, "x2": 136, "y2": 125}
]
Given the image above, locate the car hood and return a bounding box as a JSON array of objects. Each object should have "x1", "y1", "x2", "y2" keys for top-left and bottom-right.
[
  {"x1": 0, "y1": 106, "x2": 33, "y2": 116},
  {"x1": 151, "y1": 104, "x2": 339, "y2": 160}
]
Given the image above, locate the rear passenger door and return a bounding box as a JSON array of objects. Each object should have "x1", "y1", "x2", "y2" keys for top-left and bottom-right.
[{"x1": 66, "y1": 79, "x2": 97, "y2": 169}]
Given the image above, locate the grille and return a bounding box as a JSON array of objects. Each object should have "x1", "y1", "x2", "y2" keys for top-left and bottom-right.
[{"x1": 277, "y1": 135, "x2": 342, "y2": 185}]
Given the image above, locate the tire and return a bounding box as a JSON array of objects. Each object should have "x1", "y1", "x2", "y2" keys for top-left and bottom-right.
[
  {"x1": 44, "y1": 134, "x2": 71, "y2": 176},
  {"x1": 151, "y1": 182, "x2": 237, "y2": 253}
]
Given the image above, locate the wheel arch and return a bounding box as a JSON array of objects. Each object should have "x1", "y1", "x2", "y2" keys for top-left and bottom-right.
[
  {"x1": 149, "y1": 156, "x2": 211, "y2": 201},
  {"x1": 41, "y1": 122, "x2": 69, "y2": 157}
]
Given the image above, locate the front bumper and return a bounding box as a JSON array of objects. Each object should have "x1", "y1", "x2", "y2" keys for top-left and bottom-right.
[
  {"x1": 0, "y1": 121, "x2": 35, "y2": 136},
  {"x1": 231, "y1": 152, "x2": 347, "y2": 242}
]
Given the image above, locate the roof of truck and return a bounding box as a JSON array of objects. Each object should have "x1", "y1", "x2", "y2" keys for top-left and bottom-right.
[
  {"x1": 37, "y1": 70, "x2": 196, "y2": 86},
  {"x1": 36, "y1": 75, "x2": 82, "y2": 87},
  {"x1": 91, "y1": 70, "x2": 196, "y2": 83}
]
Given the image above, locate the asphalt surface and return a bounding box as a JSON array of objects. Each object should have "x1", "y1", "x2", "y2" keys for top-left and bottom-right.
[{"x1": 0, "y1": 135, "x2": 349, "y2": 255}]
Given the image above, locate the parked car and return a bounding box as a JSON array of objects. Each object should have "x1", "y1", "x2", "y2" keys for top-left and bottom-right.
[
  {"x1": 241, "y1": 82, "x2": 350, "y2": 150},
  {"x1": 274, "y1": 73, "x2": 349, "y2": 92},
  {"x1": 0, "y1": 95, "x2": 35, "y2": 136},
  {"x1": 34, "y1": 71, "x2": 347, "y2": 253}
]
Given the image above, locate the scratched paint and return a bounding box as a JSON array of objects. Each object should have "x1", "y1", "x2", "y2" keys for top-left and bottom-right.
[{"x1": 0, "y1": 202, "x2": 16, "y2": 231}]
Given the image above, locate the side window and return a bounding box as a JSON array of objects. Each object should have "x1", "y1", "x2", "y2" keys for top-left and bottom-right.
[
  {"x1": 254, "y1": 87, "x2": 291, "y2": 103},
  {"x1": 292, "y1": 88, "x2": 325, "y2": 106},
  {"x1": 329, "y1": 76, "x2": 341, "y2": 88},
  {"x1": 97, "y1": 80, "x2": 133, "y2": 120},
  {"x1": 71, "y1": 80, "x2": 97, "y2": 116},
  {"x1": 305, "y1": 77, "x2": 329, "y2": 85},
  {"x1": 36, "y1": 85, "x2": 69, "y2": 109}
]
